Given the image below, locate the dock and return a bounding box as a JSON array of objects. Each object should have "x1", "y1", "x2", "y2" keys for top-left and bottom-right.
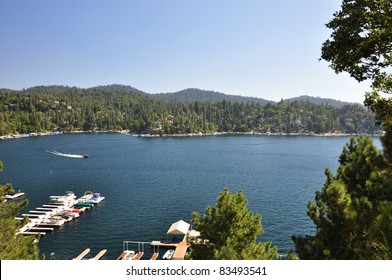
[
  {"x1": 17, "y1": 191, "x2": 105, "y2": 240},
  {"x1": 133, "y1": 252, "x2": 144, "y2": 260},
  {"x1": 92, "y1": 249, "x2": 107, "y2": 260},
  {"x1": 151, "y1": 241, "x2": 178, "y2": 248},
  {"x1": 172, "y1": 242, "x2": 190, "y2": 260},
  {"x1": 18, "y1": 231, "x2": 46, "y2": 236},
  {"x1": 28, "y1": 227, "x2": 54, "y2": 232},
  {"x1": 74, "y1": 248, "x2": 90, "y2": 260}
]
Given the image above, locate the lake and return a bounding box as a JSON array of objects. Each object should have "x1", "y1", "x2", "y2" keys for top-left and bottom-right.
[{"x1": 0, "y1": 134, "x2": 382, "y2": 259}]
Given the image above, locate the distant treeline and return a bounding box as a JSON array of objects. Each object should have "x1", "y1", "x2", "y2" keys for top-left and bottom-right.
[{"x1": 0, "y1": 85, "x2": 378, "y2": 136}]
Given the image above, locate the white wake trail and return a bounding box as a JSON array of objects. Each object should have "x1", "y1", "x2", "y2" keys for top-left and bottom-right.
[{"x1": 45, "y1": 150, "x2": 85, "y2": 158}]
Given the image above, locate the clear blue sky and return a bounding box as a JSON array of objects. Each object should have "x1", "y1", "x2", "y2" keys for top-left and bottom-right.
[{"x1": 0, "y1": 0, "x2": 371, "y2": 103}]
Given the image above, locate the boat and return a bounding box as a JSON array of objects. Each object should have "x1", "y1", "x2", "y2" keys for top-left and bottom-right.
[
  {"x1": 46, "y1": 150, "x2": 89, "y2": 159},
  {"x1": 72, "y1": 201, "x2": 93, "y2": 211},
  {"x1": 117, "y1": 250, "x2": 136, "y2": 260},
  {"x1": 88, "y1": 192, "x2": 105, "y2": 204},
  {"x1": 4, "y1": 190, "x2": 25, "y2": 200},
  {"x1": 78, "y1": 191, "x2": 105, "y2": 204},
  {"x1": 39, "y1": 216, "x2": 66, "y2": 227},
  {"x1": 162, "y1": 249, "x2": 174, "y2": 260}
]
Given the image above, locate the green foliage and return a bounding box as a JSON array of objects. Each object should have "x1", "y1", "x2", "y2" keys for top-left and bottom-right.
[
  {"x1": 368, "y1": 202, "x2": 392, "y2": 259},
  {"x1": 321, "y1": 0, "x2": 392, "y2": 158},
  {"x1": 190, "y1": 188, "x2": 278, "y2": 260},
  {"x1": 0, "y1": 86, "x2": 377, "y2": 136},
  {"x1": 315, "y1": 1, "x2": 392, "y2": 259},
  {"x1": 0, "y1": 161, "x2": 40, "y2": 260},
  {"x1": 152, "y1": 88, "x2": 270, "y2": 105},
  {"x1": 321, "y1": 0, "x2": 392, "y2": 85},
  {"x1": 293, "y1": 136, "x2": 391, "y2": 259}
]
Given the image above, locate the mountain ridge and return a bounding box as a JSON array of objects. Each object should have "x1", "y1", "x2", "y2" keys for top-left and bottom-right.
[{"x1": 1, "y1": 84, "x2": 361, "y2": 108}]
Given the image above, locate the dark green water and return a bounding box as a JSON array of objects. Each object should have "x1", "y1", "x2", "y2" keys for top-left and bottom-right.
[{"x1": 0, "y1": 134, "x2": 381, "y2": 259}]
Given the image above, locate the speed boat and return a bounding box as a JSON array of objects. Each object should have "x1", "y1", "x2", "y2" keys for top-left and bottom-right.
[{"x1": 83, "y1": 154, "x2": 89, "y2": 158}]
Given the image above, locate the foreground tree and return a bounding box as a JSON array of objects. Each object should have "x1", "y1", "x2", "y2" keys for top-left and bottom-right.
[
  {"x1": 293, "y1": 136, "x2": 391, "y2": 259},
  {"x1": 190, "y1": 188, "x2": 278, "y2": 260},
  {"x1": 0, "y1": 161, "x2": 39, "y2": 259},
  {"x1": 321, "y1": 0, "x2": 392, "y2": 159},
  {"x1": 294, "y1": 0, "x2": 392, "y2": 259}
]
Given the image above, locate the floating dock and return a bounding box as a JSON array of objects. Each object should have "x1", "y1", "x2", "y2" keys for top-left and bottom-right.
[
  {"x1": 92, "y1": 249, "x2": 107, "y2": 260},
  {"x1": 74, "y1": 248, "x2": 90, "y2": 260},
  {"x1": 17, "y1": 191, "x2": 105, "y2": 238}
]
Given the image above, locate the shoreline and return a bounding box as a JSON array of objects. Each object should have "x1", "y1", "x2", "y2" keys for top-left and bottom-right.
[{"x1": 0, "y1": 130, "x2": 382, "y2": 141}]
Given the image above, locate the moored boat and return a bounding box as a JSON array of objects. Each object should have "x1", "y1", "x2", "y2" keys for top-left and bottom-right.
[
  {"x1": 88, "y1": 192, "x2": 105, "y2": 204},
  {"x1": 78, "y1": 191, "x2": 105, "y2": 204},
  {"x1": 4, "y1": 190, "x2": 25, "y2": 200},
  {"x1": 162, "y1": 249, "x2": 174, "y2": 260},
  {"x1": 117, "y1": 250, "x2": 136, "y2": 260}
]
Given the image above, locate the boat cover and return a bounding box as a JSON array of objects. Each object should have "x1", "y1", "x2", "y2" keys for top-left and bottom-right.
[{"x1": 167, "y1": 220, "x2": 190, "y2": 235}]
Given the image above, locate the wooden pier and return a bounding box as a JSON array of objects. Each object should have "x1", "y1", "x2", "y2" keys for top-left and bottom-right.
[
  {"x1": 151, "y1": 241, "x2": 179, "y2": 248},
  {"x1": 74, "y1": 248, "x2": 90, "y2": 260},
  {"x1": 92, "y1": 249, "x2": 107, "y2": 260},
  {"x1": 150, "y1": 253, "x2": 159, "y2": 260},
  {"x1": 28, "y1": 227, "x2": 54, "y2": 232},
  {"x1": 18, "y1": 231, "x2": 46, "y2": 236},
  {"x1": 133, "y1": 252, "x2": 144, "y2": 260},
  {"x1": 172, "y1": 242, "x2": 190, "y2": 260}
]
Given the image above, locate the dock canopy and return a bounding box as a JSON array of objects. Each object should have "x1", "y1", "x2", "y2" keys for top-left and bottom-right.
[{"x1": 167, "y1": 220, "x2": 190, "y2": 235}]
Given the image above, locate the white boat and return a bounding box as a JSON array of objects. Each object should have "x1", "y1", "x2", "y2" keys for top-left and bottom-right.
[
  {"x1": 49, "y1": 191, "x2": 77, "y2": 207},
  {"x1": 87, "y1": 192, "x2": 105, "y2": 204},
  {"x1": 117, "y1": 250, "x2": 137, "y2": 260},
  {"x1": 5, "y1": 190, "x2": 25, "y2": 200},
  {"x1": 78, "y1": 191, "x2": 105, "y2": 204},
  {"x1": 162, "y1": 249, "x2": 174, "y2": 260},
  {"x1": 39, "y1": 216, "x2": 66, "y2": 227}
]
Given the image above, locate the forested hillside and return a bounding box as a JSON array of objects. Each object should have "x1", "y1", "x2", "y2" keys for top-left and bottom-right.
[
  {"x1": 284, "y1": 95, "x2": 356, "y2": 108},
  {"x1": 152, "y1": 88, "x2": 271, "y2": 105},
  {"x1": 0, "y1": 86, "x2": 378, "y2": 136}
]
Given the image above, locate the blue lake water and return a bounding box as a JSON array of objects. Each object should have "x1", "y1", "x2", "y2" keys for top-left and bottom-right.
[{"x1": 0, "y1": 134, "x2": 382, "y2": 259}]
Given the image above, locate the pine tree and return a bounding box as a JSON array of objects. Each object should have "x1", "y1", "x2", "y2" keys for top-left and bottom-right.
[
  {"x1": 0, "y1": 161, "x2": 40, "y2": 259},
  {"x1": 310, "y1": 0, "x2": 392, "y2": 259},
  {"x1": 190, "y1": 188, "x2": 278, "y2": 260},
  {"x1": 292, "y1": 136, "x2": 391, "y2": 259}
]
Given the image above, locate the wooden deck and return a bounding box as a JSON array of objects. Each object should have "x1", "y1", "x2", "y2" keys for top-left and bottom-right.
[
  {"x1": 172, "y1": 242, "x2": 190, "y2": 260},
  {"x1": 74, "y1": 248, "x2": 90, "y2": 260},
  {"x1": 151, "y1": 241, "x2": 178, "y2": 248},
  {"x1": 150, "y1": 253, "x2": 159, "y2": 260},
  {"x1": 92, "y1": 249, "x2": 107, "y2": 260},
  {"x1": 133, "y1": 252, "x2": 144, "y2": 260}
]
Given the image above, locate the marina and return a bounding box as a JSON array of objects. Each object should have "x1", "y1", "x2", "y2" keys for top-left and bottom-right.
[{"x1": 17, "y1": 191, "x2": 105, "y2": 237}]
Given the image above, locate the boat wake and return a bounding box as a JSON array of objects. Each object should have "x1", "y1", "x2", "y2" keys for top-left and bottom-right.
[{"x1": 45, "y1": 150, "x2": 88, "y2": 159}]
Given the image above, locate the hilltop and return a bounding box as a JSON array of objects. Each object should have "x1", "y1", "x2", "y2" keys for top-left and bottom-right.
[
  {"x1": 284, "y1": 95, "x2": 359, "y2": 108},
  {"x1": 151, "y1": 88, "x2": 271, "y2": 105}
]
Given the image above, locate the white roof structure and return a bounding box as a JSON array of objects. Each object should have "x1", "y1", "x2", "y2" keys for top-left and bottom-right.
[{"x1": 167, "y1": 220, "x2": 190, "y2": 235}]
